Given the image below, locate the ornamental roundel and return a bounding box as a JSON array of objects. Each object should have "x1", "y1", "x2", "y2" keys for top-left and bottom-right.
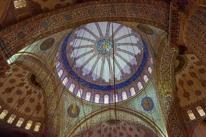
[
  {"x1": 67, "y1": 104, "x2": 80, "y2": 118},
  {"x1": 141, "y1": 97, "x2": 154, "y2": 111},
  {"x1": 96, "y1": 39, "x2": 114, "y2": 56},
  {"x1": 56, "y1": 22, "x2": 153, "y2": 104},
  {"x1": 40, "y1": 38, "x2": 55, "y2": 51}
]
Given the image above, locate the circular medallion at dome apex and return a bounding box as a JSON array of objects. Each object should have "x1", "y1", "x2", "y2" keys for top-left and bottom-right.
[
  {"x1": 56, "y1": 22, "x2": 153, "y2": 104},
  {"x1": 96, "y1": 39, "x2": 114, "y2": 56}
]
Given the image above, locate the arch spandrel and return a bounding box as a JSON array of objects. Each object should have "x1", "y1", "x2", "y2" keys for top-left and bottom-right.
[{"x1": 0, "y1": 1, "x2": 169, "y2": 59}]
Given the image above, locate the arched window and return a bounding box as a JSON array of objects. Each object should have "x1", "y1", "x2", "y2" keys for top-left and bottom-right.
[
  {"x1": 16, "y1": 118, "x2": 24, "y2": 127},
  {"x1": 77, "y1": 89, "x2": 83, "y2": 98},
  {"x1": 56, "y1": 61, "x2": 60, "y2": 67},
  {"x1": 122, "y1": 92, "x2": 127, "y2": 100},
  {"x1": 25, "y1": 120, "x2": 33, "y2": 130},
  {"x1": 69, "y1": 84, "x2": 75, "y2": 93},
  {"x1": 7, "y1": 114, "x2": 16, "y2": 124},
  {"x1": 130, "y1": 87, "x2": 135, "y2": 96},
  {"x1": 34, "y1": 122, "x2": 41, "y2": 132},
  {"x1": 14, "y1": 0, "x2": 26, "y2": 9},
  {"x1": 0, "y1": 110, "x2": 8, "y2": 119},
  {"x1": 95, "y1": 94, "x2": 100, "y2": 103},
  {"x1": 137, "y1": 82, "x2": 143, "y2": 90},
  {"x1": 196, "y1": 106, "x2": 205, "y2": 116},
  {"x1": 104, "y1": 95, "x2": 109, "y2": 104},
  {"x1": 151, "y1": 58, "x2": 153, "y2": 63},
  {"x1": 148, "y1": 67, "x2": 152, "y2": 74},
  {"x1": 143, "y1": 75, "x2": 148, "y2": 83},
  {"x1": 63, "y1": 77, "x2": 68, "y2": 85},
  {"x1": 85, "y1": 92, "x2": 91, "y2": 101},
  {"x1": 58, "y1": 70, "x2": 63, "y2": 77},
  {"x1": 113, "y1": 94, "x2": 118, "y2": 103},
  {"x1": 7, "y1": 59, "x2": 12, "y2": 64},
  {"x1": 187, "y1": 110, "x2": 196, "y2": 120}
]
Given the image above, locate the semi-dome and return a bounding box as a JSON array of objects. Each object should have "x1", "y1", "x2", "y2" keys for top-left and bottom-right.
[{"x1": 56, "y1": 22, "x2": 152, "y2": 104}]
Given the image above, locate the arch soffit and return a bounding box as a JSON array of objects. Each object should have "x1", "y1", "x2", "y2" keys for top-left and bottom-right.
[
  {"x1": 157, "y1": 36, "x2": 186, "y2": 136},
  {"x1": 1, "y1": 1, "x2": 169, "y2": 58},
  {"x1": 66, "y1": 107, "x2": 165, "y2": 137}
]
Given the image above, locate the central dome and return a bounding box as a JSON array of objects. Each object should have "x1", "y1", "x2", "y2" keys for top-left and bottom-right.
[
  {"x1": 67, "y1": 22, "x2": 142, "y2": 84},
  {"x1": 56, "y1": 22, "x2": 152, "y2": 104}
]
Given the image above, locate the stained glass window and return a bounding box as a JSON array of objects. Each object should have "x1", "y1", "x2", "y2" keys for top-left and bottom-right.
[
  {"x1": 95, "y1": 94, "x2": 100, "y2": 103},
  {"x1": 34, "y1": 122, "x2": 41, "y2": 132},
  {"x1": 137, "y1": 82, "x2": 143, "y2": 90},
  {"x1": 77, "y1": 89, "x2": 83, "y2": 98},
  {"x1": 25, "y1": 120, "x2": 33, "y2": 130},
  {"x1": 143, "y1": 75, "x2": 148, "y2": 83},
  {"x1": 130, "y1": 87, "x2": 135, "y2": 96},
  {"x1": 122, "y1": 92, "x2": 127, "y2": 100},
  {"x1": 7, "y1": 114, "x2": 16, "y2": 124},
  {"x1": 148, "y1": 67, "x2": 152, "y2": 74},
  {"x1": 0, "y1": 110, "x2": 8, "y2": 119},
  {"x1": 196, "y1": 106, "x2": 205, "y2": 116},
  {"x1": 187, "y1": 110, "x2": 196, "y2": 120},
  {"x1": 63, "y1": 77, "x2": 68, "y2": 85},
  {"x1": 104, "y1": 95, "x2": 109, "y2": 104},
  {"x1": 85, "y1": 92, "x2": 91, "y2": 101},
  {"x1": 7, "y1": 59, "x2": 12, "y2": 64},
  {"x1": 69, "y1": 84, "x2": 75, "y2": 93},
  {"x1": 58, "y1": 70, "x2": 63, "y2": 77},
  {"x1": 56, "y1": 61, "x2": 60, "y2": 67},
  {"x1": 14, "y1": 0, "x2": 26, "y2": 9},
  {"x1": 113, "y1": 94, "x2": 118, "y2": 103},
  {"x1": 16, "y1": 118, "x2": 24, "y2": 127}
]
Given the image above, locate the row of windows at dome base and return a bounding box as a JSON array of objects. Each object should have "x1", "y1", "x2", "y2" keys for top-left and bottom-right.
[
  {"x1": 187, "y1": 106, "x2": 205, "y2": 120},
  {"x1": 57, "y1": 66, "x2": 152, "y2": 103},
  {"x1": 56, "y1": 61, "x2": 152, "y2": 75},
  {"x1": 0, "y1": 107, "x2": 41, "y2": 132}
]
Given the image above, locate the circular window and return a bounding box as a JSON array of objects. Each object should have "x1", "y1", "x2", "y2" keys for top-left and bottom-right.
[{"x1": 56, "y1": 22, "x2": 152, "y2": 104}]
